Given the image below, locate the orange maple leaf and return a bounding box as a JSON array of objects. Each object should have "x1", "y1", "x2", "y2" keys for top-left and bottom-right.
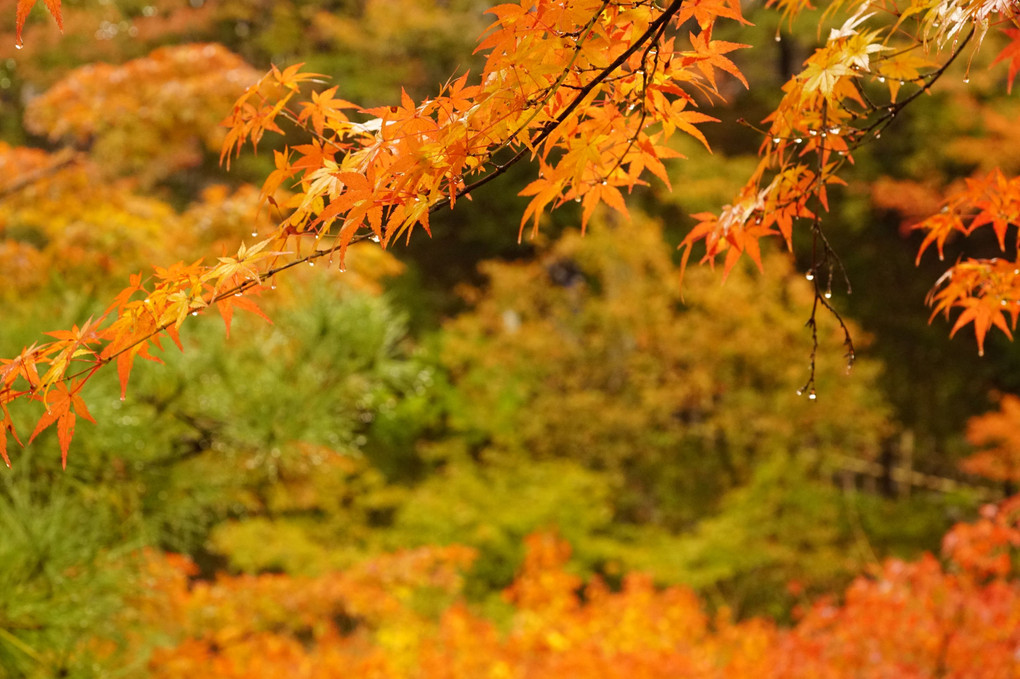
[
  {"x1": 992, "y1": 28, "x2": 1020, "y2": 94},
  {"x1": 15, "y1": 0, "x2": 62, "y2": 48},
  {"x1": 27, "y1": 382, "x2": 95, "y2": 469}
]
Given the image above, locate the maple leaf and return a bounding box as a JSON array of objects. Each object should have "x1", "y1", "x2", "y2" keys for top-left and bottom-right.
[
  {"x1": 683, "y1": 29, "x2": 751, "y2": 90},
  {"x1": 993, "y1": 28, "x2": 1020, "y2": 94},
  {"x1": 15, "y1": 0, "x2": 62, "y2": 47},
  {"x1": 27, "y1": 382, "x2": 95, "y2": 469},
  {"x1": 215, "y1": 294, "x2": 272, "y2": 340},
  {"x1": 0, "y1": 405, "x2": 22, "y2": 468},
  {"x1": 914, "y1": 212, "x2": 967, "y2": 263},
  {"x1": 114, "y1": 342, "x2": 161, "y2": 402},
  {"x1": 876, "y1": 53, "x2": 935, "y2": 102},
  {"x1": 949, "y1": 298, "x2": 1012, "y2": 356}
]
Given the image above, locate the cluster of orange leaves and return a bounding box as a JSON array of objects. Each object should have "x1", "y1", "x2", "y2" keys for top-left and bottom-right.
[
  {"x1": 680, "y1": 0, "x2": 938, "y2": 277},
  {"x1": 917, "y1": 169, "x2": 1020, "y2": 355},
  {"x1": 121, "y1": 511, "x2": 1020, "y2": 679},
  {"x1": 0, "y1": 0, "x2": 749, "y2": 466},
  {"x1": 680, "y1": 0, "x2": 1020, "y2": 355},
  {"x1": 0, "y1": 151, "x2": 279, "y2": 468},
  {"x1": 220, "y1": 0, "x2": 748, "y2": 248},
  {"x1": 5, "y1": 0, "x2": 1020, "y2": 467}
]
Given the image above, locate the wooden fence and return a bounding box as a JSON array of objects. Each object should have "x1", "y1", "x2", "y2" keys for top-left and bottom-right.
[{"x1": 829, "y1": 431, "x2": 1008, "y2": 502}]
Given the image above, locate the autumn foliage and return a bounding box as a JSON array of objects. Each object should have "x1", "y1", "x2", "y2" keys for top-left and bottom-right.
[
  {"x1": 7, "y1": 1, "x2": 1020, "y2": 676},
  {"x1": 118, "y1": 506, "x2": 1020, "y2": 679},
  {"x1": 3, "y1": 0, "x2": 1020, "y2": 467},
  {"x1": 962, "y1": 393, "x2": 1020, "y2": 482}
]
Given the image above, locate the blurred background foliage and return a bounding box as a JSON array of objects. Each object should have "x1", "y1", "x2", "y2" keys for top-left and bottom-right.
[{"x1": 1, "y1": 0, "x2": 1018, "y2": 675}]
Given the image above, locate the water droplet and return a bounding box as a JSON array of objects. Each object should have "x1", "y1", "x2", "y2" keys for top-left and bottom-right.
[
  {"x1": 251, "y1": 230, "x2": 258, "y2": 237},
  {"x1": 369, "y1": 234, "x2": 380, "y2": 243},
  {"x1": 15, "y1": 42, "x2": 23, "y2": 50},
  {"x1": 808, "y1": 391, "x2": 817, "y2": 400},
  {"x1": 338, "y1": 266, "x2": 346, "y2": 273},
  {"x1": 824, "y1": 291, "x2": 832, "y2": 299},
  {"x1": 191, "y1": 311, "x2": 199, "y2": 316},
  {"x1": 963, "y1": 77, "x2": 970, "y2": 84},
  {"x1": 574, "y1": 197, "x2": 582, "y2": 203},
  {"x1": 808, "y1": 129, "x2": 818, "y2": 136},
  {"x1": 772, "y1": 137, "x2": 781, "y2": 145},
  {"x1": 120, "y1": 396, "x2": 126, "y2": 402},
  {"x1": 794, "y1": 137, "x2": 803, "y2": 144},
  {"x1": 877, "y1": 76, "x2": 886, "y2": 83},
  {"x1": 234, "y1": 292, "x2": 242, "y2": 297},
  {"x1": 601, "y1": 180, "x2": 608, "y2": 186},
  {"x1": 805, "y1": 272, "x2": 815, "y2": 281},
  {"x1": 829, "y1": 126, "x2": 841, "y2": 134},
  {"x1": 796, "y1": 389, "x2": 803, "y2": 396},
  {"x1": 308, "y1": 260, "x2": 315, "y2": 266},
  {"x1": 775, "y1": 34, "x2": 782, "y2": 42},
  {"x1": 874, "y1": 130, "x2": 881, "y2": 139},
  {"x1": 270, "y1": 282, "x2": 277, "y2": 290}
]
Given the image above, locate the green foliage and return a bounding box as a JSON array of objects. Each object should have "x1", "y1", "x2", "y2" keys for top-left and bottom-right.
[
  {"x1": 1, "y1": 269, "x2": 434, "y2": 559},
  {"x1": 0, "y1": 470, "x2": 132, "y2": 679},
  {"x1": 436, "y1": 213, "x2": 891, "y2": 529},
  {"x1": 385, "y1": 458, "x2": 615, "y2": 594}
]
